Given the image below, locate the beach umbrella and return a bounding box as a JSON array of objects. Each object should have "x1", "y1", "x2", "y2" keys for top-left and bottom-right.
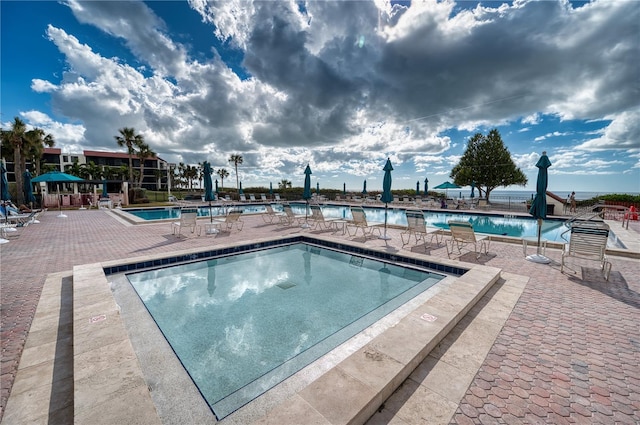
[
  {"x1": 470, "y1": 181, "x2": 476, "y2": 198},
  {"x1": 362, "y1": 180, "x2": 367, "y2": 195},
  {"x1": 101, "y1": 179, "x2": 109, "y2": 199},
  {"x1": 380, "y1": 158, "x2": 393, "y2": 240},
  {"x1": 434, "y1": 181, "x2": 461, "y2": 199},
  {"x1": 316, "y1": 182, "x2": 320, "y2": 195},
  {"x1": 215, "y1": 179, "x2": 219, "y2": 194},
  {"x1": 1, "y1": 161, "x2": 10, "y2": 201},
  {"x1": 302, "y1": 165, "x2": 312, "y2": 228},
  {"x1": 203, "y1": 161, "x2": 216, "y2": 226},
  {"x1": 424, "y1": 177, "x2": 429, "y2": 196},
  {"x1": 416, "y1": 180, "x2": 420, "y2": 196},
  {"x1": 23, "y1": 170, "x2": 36, "y2": 206},
  {"x1": 269, "y1": 182, "x2": 273, "y2": 195},
  {"x1": 239, "y1": 181, "x2": 243, "y2": 194},
  {"x1": 32, "y1": 171, "x2": 85, "y2": 218},
  {"x1": 527, "y1": 151, "x2": 552, "y2": 264},
  {"x1": 343, "y1": 182, "x2": 346, "y2": 195}
]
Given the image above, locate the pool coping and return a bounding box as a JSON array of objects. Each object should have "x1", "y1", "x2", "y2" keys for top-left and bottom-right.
[{"x1": 67, "y1": 233, "x2": 501, "y2": 424}]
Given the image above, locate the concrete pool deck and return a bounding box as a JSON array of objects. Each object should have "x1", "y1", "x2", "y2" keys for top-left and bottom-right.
[{"x1": 1, "y1": 208, "x2": 639, "y2": 423}]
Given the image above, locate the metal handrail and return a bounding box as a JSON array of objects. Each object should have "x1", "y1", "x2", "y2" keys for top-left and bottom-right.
[{"x1": 560, "y1": 206, "x2": 605, "y2": 242}]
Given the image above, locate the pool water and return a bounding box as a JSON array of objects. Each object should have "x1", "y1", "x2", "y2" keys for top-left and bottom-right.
[
  {"x1": 126, "y1": 242, "x2": 443, "y2": 418},
  {"x1": 123, "y1": 204, "x2": 621, "y2": 246}
]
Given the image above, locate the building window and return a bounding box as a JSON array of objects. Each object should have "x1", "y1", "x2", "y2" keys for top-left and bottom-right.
[{"x1": 63, "y1": 155, "x2": 68, "y2": 162}]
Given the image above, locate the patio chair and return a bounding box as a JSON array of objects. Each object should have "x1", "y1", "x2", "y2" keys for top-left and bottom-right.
[
  {"x1": 309, "y1": 204, "x2": 341, "y2": 230},
  {"x1": 211, "y1": 210, "x2": 244, "y2": 232},
  {"x1": 262, "y1": 204, "x2": 286, "y2": 224},
  {"x1": 280, "y1": 204, "x2": 306, "y2": 226},
  {"x1": 274, "y1": 193, "x2": 282, "y2": 202},
  {"x1": 239, "y1": 194, "x2": 248, "y2": 202},
  {"x1": 446, "y1": 220, "x2": 490, "y2": 259},
  {"x1": 171, "y1": 209, "x2": 201, "y2": 237},
  {"x1": 401, "y1": 210, "x2": 442, "y2": 248},
  {"x1": 260, "y1": 193, "x2": 268, "y2": 202},
  {"x1": 561, "y1": 221, "x2": 612, "y2": 280},
  {"x1": 347, "y1": 206, "x2": 383, "y2": 237}
]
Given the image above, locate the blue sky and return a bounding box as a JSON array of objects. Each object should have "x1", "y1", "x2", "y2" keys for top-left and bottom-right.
[{"x1": 2, "y1": 0, "x2": 639, "y2": 194}]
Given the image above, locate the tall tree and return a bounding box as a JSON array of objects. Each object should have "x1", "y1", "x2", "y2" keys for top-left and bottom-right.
[
  {"x1": 114, "y1": 127, "x2": 145, "y2": 184},
  {"x1": 217, "y1": 168, "x2": 229, "y2": 189},
  {"x1": 450, "y1": 129, "x2": 527, "y2": 200},
  {"x1": 278, "y1": 179, "x2": 292, "y2": 189},
  {"x1": 228, "y1": 154, "x2": 243, "y2": 193},
  {"x1": 136, "y1": 142, "x2": 156, "y2": 188},
  {"x1": 1, "y1": 118, "x2": 55, "y2": 205}
]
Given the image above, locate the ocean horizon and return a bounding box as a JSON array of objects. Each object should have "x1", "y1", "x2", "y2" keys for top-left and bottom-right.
[{"x1": 445, "y1": 190, "x2": 639, "y2": 202}]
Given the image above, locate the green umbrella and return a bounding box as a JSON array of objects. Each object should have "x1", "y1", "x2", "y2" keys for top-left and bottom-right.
[
  {"x1": 239, "y1": 181, "x2": 243, "y2": 194},
  {"x1": 23, "y1": 170, "x2": 36, "y2": 205},
  {"x1": 343, "y1": 182, "x2": 346, "y2": 195},
  {"x1": 203, "y1": 161, "x2": 215, "y2": 225},
  {"x1": 416, "y1": 180, "x2": 420, "y2": 196},
  {"x1": 424, "y1": 177, "x2": 429, "y2": 196},
  {"x1": 316, "y1": 182, "x2": 320, "y2": 195},
  {"x1": 380, "y1": 158, "x2": 393, "y2": 240},
  {"x1": 269, "y1": 182, "x2": 273, "y2": 195},
  {"x1": 31, "y1": 171, "x2": 85, "y2": 218},
  {"x1": 1, "y1": 161, "x2": 11, "y2": 201},
  {"x1": 527, "y1": 151, "x2": 552, "y2": 263},
  {"x1": 362, "y1": 180, "x2": 367, "y2": 195},
  {"x1": 434, "y1": 181, "x2": 461, "y2": 198},
  {"x1": 302, "y1": 165, "x2": 312, "y2": 227}
]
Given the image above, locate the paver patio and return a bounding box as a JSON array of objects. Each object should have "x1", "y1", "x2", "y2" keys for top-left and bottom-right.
[{"x1": 1, "y1": 206, "x2": 638, "y2": 423}]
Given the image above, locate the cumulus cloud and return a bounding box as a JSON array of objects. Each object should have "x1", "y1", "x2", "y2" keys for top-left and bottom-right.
[{"x1": 18, "y1": 0, "x2": 639, "y2": 185}]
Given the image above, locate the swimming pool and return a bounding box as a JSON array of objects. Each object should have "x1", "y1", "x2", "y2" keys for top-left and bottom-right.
[
  {"x1": 124, "y1": 240, "x2": 446, "y2": 418},
  {"x1": 123, "y1": 204, "x2": 572, "y2": 241}
]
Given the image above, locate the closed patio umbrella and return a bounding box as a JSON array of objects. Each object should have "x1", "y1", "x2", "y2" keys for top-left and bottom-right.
[
  {"x1": 362, "y1": 180, "x2": 367, "y2": 195},
  {"x1": 269, "y1": 182, "x2": 273, "y2": 196},
  {"x1": 316, "y1": 182, "x2": 320, "y2": 195},
  {"x1": 343, "y1": 182, "x2": 346, "y2": 195},
  {"x1": 416, "y1": 180, "x2": 420, "y2": 196},
  {"x1": 203, "y1": 161, "x2": 216, "y2": 226},
  {"x1": 424, "y1": 177, "x2": 428, "y2": 196},
  {"x1": 239, "y1": 182, "x2": 243, "y2": 194},
  {"x1": 380, "y1": 158, "x2": 393, "y2": 240},
  {"x1": 527, "y1": 151, "x2": 552, "y2": 263},
  {"x1": 302, "y1": 164, "x2": 312, "y2": 228},
  {"x1": 1, "y1": 161, "x2": 10, "y2": 201},
  {"x1": 23, "y1": 170, "x2": 36, "y2": 207}
]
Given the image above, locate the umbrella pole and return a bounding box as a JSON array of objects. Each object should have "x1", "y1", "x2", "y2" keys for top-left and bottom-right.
[
  {"x1": 379, "y1": 203, "x2": 391, "y2": 240},
  {"x1": 57, "y1": 186, "x2": 67, "y2": 218},
  {"x1": 526, "y1": 218, "x2": 550, "y2": 263},
  {"x1": 302, "y1": 200, "x2": 310, "y2": 228}
]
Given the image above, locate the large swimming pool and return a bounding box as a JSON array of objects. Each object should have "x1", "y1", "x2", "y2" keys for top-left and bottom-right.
[
  {"x1": 123, "y1": 204, "x2": 574, "y2": 241},
  {"x1": 125, "y1": 241, "x2": 445, "y2": 418}
]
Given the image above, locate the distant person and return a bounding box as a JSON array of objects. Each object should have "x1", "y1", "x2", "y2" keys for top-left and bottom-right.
[{"x1": 570, "y1": 191, "x2": 576, "y2": 213}]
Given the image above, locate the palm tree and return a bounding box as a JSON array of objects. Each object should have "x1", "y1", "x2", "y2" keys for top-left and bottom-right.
[
  {"x1": 136, "y1": 142, "x2": 156, "y2": 188},
  {"x1": 217, "y1": 168, "x2": 229, "y2": 189},
  {"x1": 228, "y1": 154, "x2": 243, "y2": 193},
  {"x1": 1, "y1": 118, "x2": 54, "y2": 205},
  {"x1": 279, "y1": 179, "x2": 292, "y2": 189},
  {"x1": 114, "y1": 127, "x2": 145, "y2": 184}
]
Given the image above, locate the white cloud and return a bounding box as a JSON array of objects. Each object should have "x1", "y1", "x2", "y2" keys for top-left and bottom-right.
[{"x1": 14, "y1": 0, "x2": 639, "y2": 187}]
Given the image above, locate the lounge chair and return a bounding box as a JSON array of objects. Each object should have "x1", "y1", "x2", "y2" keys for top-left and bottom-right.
[
  {"x1": 260, "y1": 193, "x2": 268, "y2": 202},
  {"x1": 262, "y1": 204, "x2": 286, "y2": 224},
  {"x1": 210, "y1": 210, "x2": 244, "y2": 232},
  {"x1": 171, "y1": 209, "x2": 201, "y2": 237},
  {"x1": 309, "y1": 205, "x2": 341, "y2": 230},
  {"x1": 393, "y1": 196, "x2": 400, "y2": 203},
  {"x1": 401, "y1": 210, "x2": 442, "y2": 247},
  {"x1": 274, "y1": 193, "x2": 282, "y2": 202},
  {"x1": 347, "y1": 206, "x2": 383, "y2": 237},
  {"x1": 561, "y1": 221, "x2": 612, "y2": 280},
  {"x1": 239, "y1": 194, "x2": 248, "y2": 202},
  {"x1": 280, "y1": 204, "x2": 306, "y2": 226},
  {"x1": 446, "y1": 220, "x2": 490, "y2": 259}
]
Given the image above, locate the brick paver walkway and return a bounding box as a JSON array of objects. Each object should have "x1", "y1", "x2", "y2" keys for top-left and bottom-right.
[{"x1": 1, "y1": 209, "x2": 639, "y2": 423}]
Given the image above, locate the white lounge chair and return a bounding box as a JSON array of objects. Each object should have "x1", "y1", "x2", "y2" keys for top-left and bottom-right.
[
  {"x1": 239, "y1": 194, "x2": 248, "y2": 202},
  {"x1": 280, "y1": 204, "x2": 306, "y2": 226},
  {"x1": 262, "y1": 204, "x2": 285, "y2": 224},
  {"x1": 309, "y1": 205, "x2": 341, "y2": 230},
  {"x1": 347, "y1": 206, "x2": 383, "y2": 237},
  {"x1": 171, "y1": 209, "x2": 201, "y2": 237},
  {"x1": 561, "y1": 221, "x2": 612, "y2": 280},
  {"x1": 274, "y1": 193, "x2": 282, "y2": 202},
  {"x1": 446, "y1": 220, "x2": 490, "y2": 259},
  {"x1": 260, "y1": 193, "x2": 268, "y2": 202},
  {"x1": 401, "y1": 210, "x2": 442, "y2": 247},
  {"x1": 210, "y1": 211, "x2": 244, "y2": 232}
]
